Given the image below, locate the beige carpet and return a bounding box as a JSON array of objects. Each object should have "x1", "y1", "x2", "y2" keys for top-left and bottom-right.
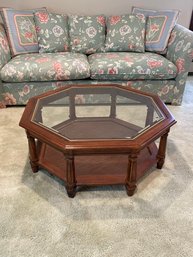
[{"x1": 1, "y1": 77, "x2": 193, "y2": 257}]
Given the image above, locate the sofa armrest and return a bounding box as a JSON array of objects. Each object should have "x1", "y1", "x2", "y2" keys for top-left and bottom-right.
[
  {"x1": 0, "y1": 80, "x2": 6, "y2": 108},
  {"x1": 166, "y1": 24, "x2": 193, "y2": 104},
  {"x1": 0, "y1": 24, "x2": 11, "y2": 108},
  {"x1": 167, "y1": 24, "x2": 193, "y2": 69},
  {"x1": 0, "y1": 23, "x2": 11, "y2": 70}
]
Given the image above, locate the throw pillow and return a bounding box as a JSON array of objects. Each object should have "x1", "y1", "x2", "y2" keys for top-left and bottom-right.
[
  {"x1": 34, "y1": 11, "x2": 69, "y2": 53},
  {"x1": 132, "y1": 7, "x2": 180, "y2": 52},
  {"x1": 68, "y1": 15, "x2": 106, "y2": 54},
  {"x1": 105, "y1": 14, "x2": 146, "y2": 52},
  {"x1": 0, "y1": 7, "x2": 46, "y2": 56}
]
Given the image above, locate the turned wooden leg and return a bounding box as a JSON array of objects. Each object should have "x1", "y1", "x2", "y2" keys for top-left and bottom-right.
[
  {"x1": 65, "y1": 155, "x2": 76, "y2": 198},
  {"x1": 125, "y1": 153, "x2": 138, "y2": 196},
  {"x1": 26, "y1": 131, "x2": 39, "y2": 173},
  {"x1": 157, "y1": 130, "x2": 169, "y2": 169}
]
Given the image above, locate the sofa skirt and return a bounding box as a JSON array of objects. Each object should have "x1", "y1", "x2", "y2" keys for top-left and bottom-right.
[{"x1": 0, "y1": 79, "x2": 180, "y2": 107}]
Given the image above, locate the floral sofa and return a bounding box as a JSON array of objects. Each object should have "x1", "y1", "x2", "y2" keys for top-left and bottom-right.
[{"x1": 0, "y1": 8, "x2": 193, "y2": 108}]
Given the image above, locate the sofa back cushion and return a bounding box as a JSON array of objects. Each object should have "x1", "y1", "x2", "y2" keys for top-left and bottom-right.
[
  {"x1": 34, "y1": 11, "x2": 69, "y2": 53},
  {"x1": 105, "y1": 14, "x2": 146, "y2": 52},
  {"x1": 0, "y1": 7, "x2": 46, "y2": 56},
  {"x1": 132, "y1": 7, "x2": 179, "y2": 53},
  {"x1": 68, "y1": 15, "x2": 106, "y2": 54}
]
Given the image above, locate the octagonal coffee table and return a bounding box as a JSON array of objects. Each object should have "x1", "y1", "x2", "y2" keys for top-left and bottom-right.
[{"x1": 19, "y1": 84, "x2": 176, "y2": 197}]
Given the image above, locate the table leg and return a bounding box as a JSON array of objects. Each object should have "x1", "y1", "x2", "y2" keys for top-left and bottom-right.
[
  {"x1": 157, "y1": 130, "x2": 169, "y2": 169},
  {"x1": 125, "y1": 153, "x2": 138, "y2": 196},
  {"x1": 65, "y1": 155, "x2": 76, "y2": 198},
  {"x1": 26, "y1": 131, "x2": 39, "y2": 173}
]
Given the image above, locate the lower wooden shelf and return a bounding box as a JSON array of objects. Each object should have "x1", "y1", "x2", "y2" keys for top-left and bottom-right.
[{"x1": 38, "y1": 142, "x2": 158, "y2": 186}]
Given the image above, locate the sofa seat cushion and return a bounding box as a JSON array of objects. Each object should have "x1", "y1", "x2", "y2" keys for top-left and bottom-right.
[
  {"x1": 88, "y1": 52, "x2": 177, "y2": 80},
  {"x1": 0, "y1": 52, "x2": 90, "y2": 82}
]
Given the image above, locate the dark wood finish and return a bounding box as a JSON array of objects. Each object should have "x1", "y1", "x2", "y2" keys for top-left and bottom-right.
[
  {"x1": 110, "y1": 91, "x2": 116, "y2": 118},
  {"x1": 125, "y1": 153, "x2": 138, "y2": 196},
  {"x1": 189, "y1": 10, "x2": 193, "y2": 31},
  {"x1": 26, "y1": 131, "x2": 39, "y2": 173},
  {"x1": 38, "y1": 142, "x2": 158, "y2": 187},
  {"x1": 53, "y1": 117, "x2": 141, "y2": 140},
  {"x1": 145, "y1": 104, "x2": 154, "y2": 126},
  {"x1": 156, "y1": 130, "x2": 169, "y2": 169},
  {"x1": 19, "y1": 85, "x2": 176, "y2": 154},
  {"x1": 189, "y1": 11, "x2": 193, "y2": 74},
  {"x1": 65, "y1": 155, "x2": 76, "y2": 198},
  {"x1": 19, "y1": 84, "x2": 176, "y2": 197}
]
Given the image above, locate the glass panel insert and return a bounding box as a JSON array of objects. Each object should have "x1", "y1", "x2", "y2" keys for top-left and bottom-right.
[{"x1": 31, "y1": 86, "x2": 165, "y2": 140}]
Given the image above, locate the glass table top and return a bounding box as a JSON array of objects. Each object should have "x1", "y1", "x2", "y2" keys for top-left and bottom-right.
[{"x1": 31, "y1": 86, "x2": 165, "y2": 141}]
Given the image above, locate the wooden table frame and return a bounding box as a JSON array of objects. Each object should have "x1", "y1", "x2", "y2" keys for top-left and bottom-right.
[{"x1": 20, "y1": 84, "x2": 176, "y2": 197}]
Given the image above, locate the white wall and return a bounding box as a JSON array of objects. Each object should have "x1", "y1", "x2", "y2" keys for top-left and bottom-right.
[{"x1": 0, "y1": 0, "x2": 192, "y2": 28}]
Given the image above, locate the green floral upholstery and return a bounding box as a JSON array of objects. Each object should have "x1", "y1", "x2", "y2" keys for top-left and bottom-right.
[
  {"x1": 34, "y1": 11, "x2": 69, "y2": 53},
  {"x1": 68, "y1": 15, "x2": 106, "y2": 54},
  {"x1": 0, "y1": 22, "x2": 193, "y2": 108},
  {"x1": 0, "y1": 24, "x2": 11, "y2": 107},
  {"x1": 0, "y1": 24, "x2": 11, "y2": 70},
  {"x1": 1, "y1": 80, "x2": 176, "y2": 106},
  {"x1": 166, "y1": 25, "x2": 193, "y2": 105},
  {"x1": 0, "y1": 52, "x2": 90, "y2": 82},
  {"x1": 105, "y1": 14, "x2": 146, "y2": 52},
  {"x1": 88, "y1": 52, "x2": 177, "y2": 80}
]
